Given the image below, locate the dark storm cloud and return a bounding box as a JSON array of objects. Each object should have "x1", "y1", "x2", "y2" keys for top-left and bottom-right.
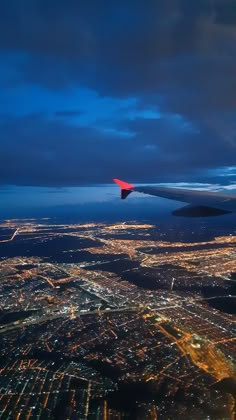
[
  {"x1": 0, "y1": 114, "x2": 235, "y2": 187},
  {"x1": 0, "y1": 0, "x2": 236, "y2": 186},
  {"x1": 1, "y1": 0, "x2": 235, "y2": 108}
]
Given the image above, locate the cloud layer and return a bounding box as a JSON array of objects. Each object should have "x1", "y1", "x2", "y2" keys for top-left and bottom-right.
[{"x1": 0, "y1": 0, "x2": 236, "y2": 186}]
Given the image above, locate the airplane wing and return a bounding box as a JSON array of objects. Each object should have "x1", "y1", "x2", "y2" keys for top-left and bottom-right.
[{"x1": 113, "y1": 178, "x2": 236, "y2": 217}]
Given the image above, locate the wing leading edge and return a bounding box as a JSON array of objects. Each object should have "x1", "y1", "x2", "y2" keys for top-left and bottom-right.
[{"x1": 113, "y1": 178, "x2": 236, "y2": 217}]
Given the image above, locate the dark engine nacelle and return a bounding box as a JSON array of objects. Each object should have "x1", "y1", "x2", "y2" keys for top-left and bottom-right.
[{"x1": 172, "y1": 205, "x2": 231, "y2": 217}]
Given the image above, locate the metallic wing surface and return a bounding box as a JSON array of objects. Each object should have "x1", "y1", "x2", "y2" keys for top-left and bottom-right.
[{"x1": 113, "y1": 178, "x2": 236, "y2": 217}]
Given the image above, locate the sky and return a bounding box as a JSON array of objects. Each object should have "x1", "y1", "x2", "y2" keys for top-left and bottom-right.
[{"x1": 1, "y1": 0, "x2": 236, "y2": 211}]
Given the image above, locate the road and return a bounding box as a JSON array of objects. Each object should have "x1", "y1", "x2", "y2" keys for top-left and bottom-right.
[
  {"x1": 0, "y1": 228, "x2": 19, "y2": 243},
  {"x1": 0, "y1": 306, "x2": 138, "y2": 334}
]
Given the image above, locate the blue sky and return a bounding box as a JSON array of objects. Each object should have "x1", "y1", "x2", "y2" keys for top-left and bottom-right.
[{"x1": 0, "y1": 0, "x2": 236, "y2": 210}]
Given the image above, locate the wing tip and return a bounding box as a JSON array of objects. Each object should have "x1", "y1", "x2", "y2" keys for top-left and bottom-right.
[
  {"x1": 113, "y1": 178, "x2": 135, "y2": 190},
  {"x1": 113, "y1": 178, "x2": 134, "y2": 200}
]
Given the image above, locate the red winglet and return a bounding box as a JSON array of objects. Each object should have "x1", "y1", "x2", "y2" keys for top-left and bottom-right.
[{"x1": 113, "y1": 178, "x2": 134, "y2": 190}]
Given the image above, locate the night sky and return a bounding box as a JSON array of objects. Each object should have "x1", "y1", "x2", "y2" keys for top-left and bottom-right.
[{"x1": 1, "y1": 0, "x2": 236, "y2": 213}]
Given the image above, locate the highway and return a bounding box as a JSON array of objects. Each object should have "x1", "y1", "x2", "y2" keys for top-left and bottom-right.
[
  {"x1": 0, "y1": 228, "x2": 19, "y2": 243},
  {"x1": 0, "y1": 306, "x2": 139, "y2": 334}
]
